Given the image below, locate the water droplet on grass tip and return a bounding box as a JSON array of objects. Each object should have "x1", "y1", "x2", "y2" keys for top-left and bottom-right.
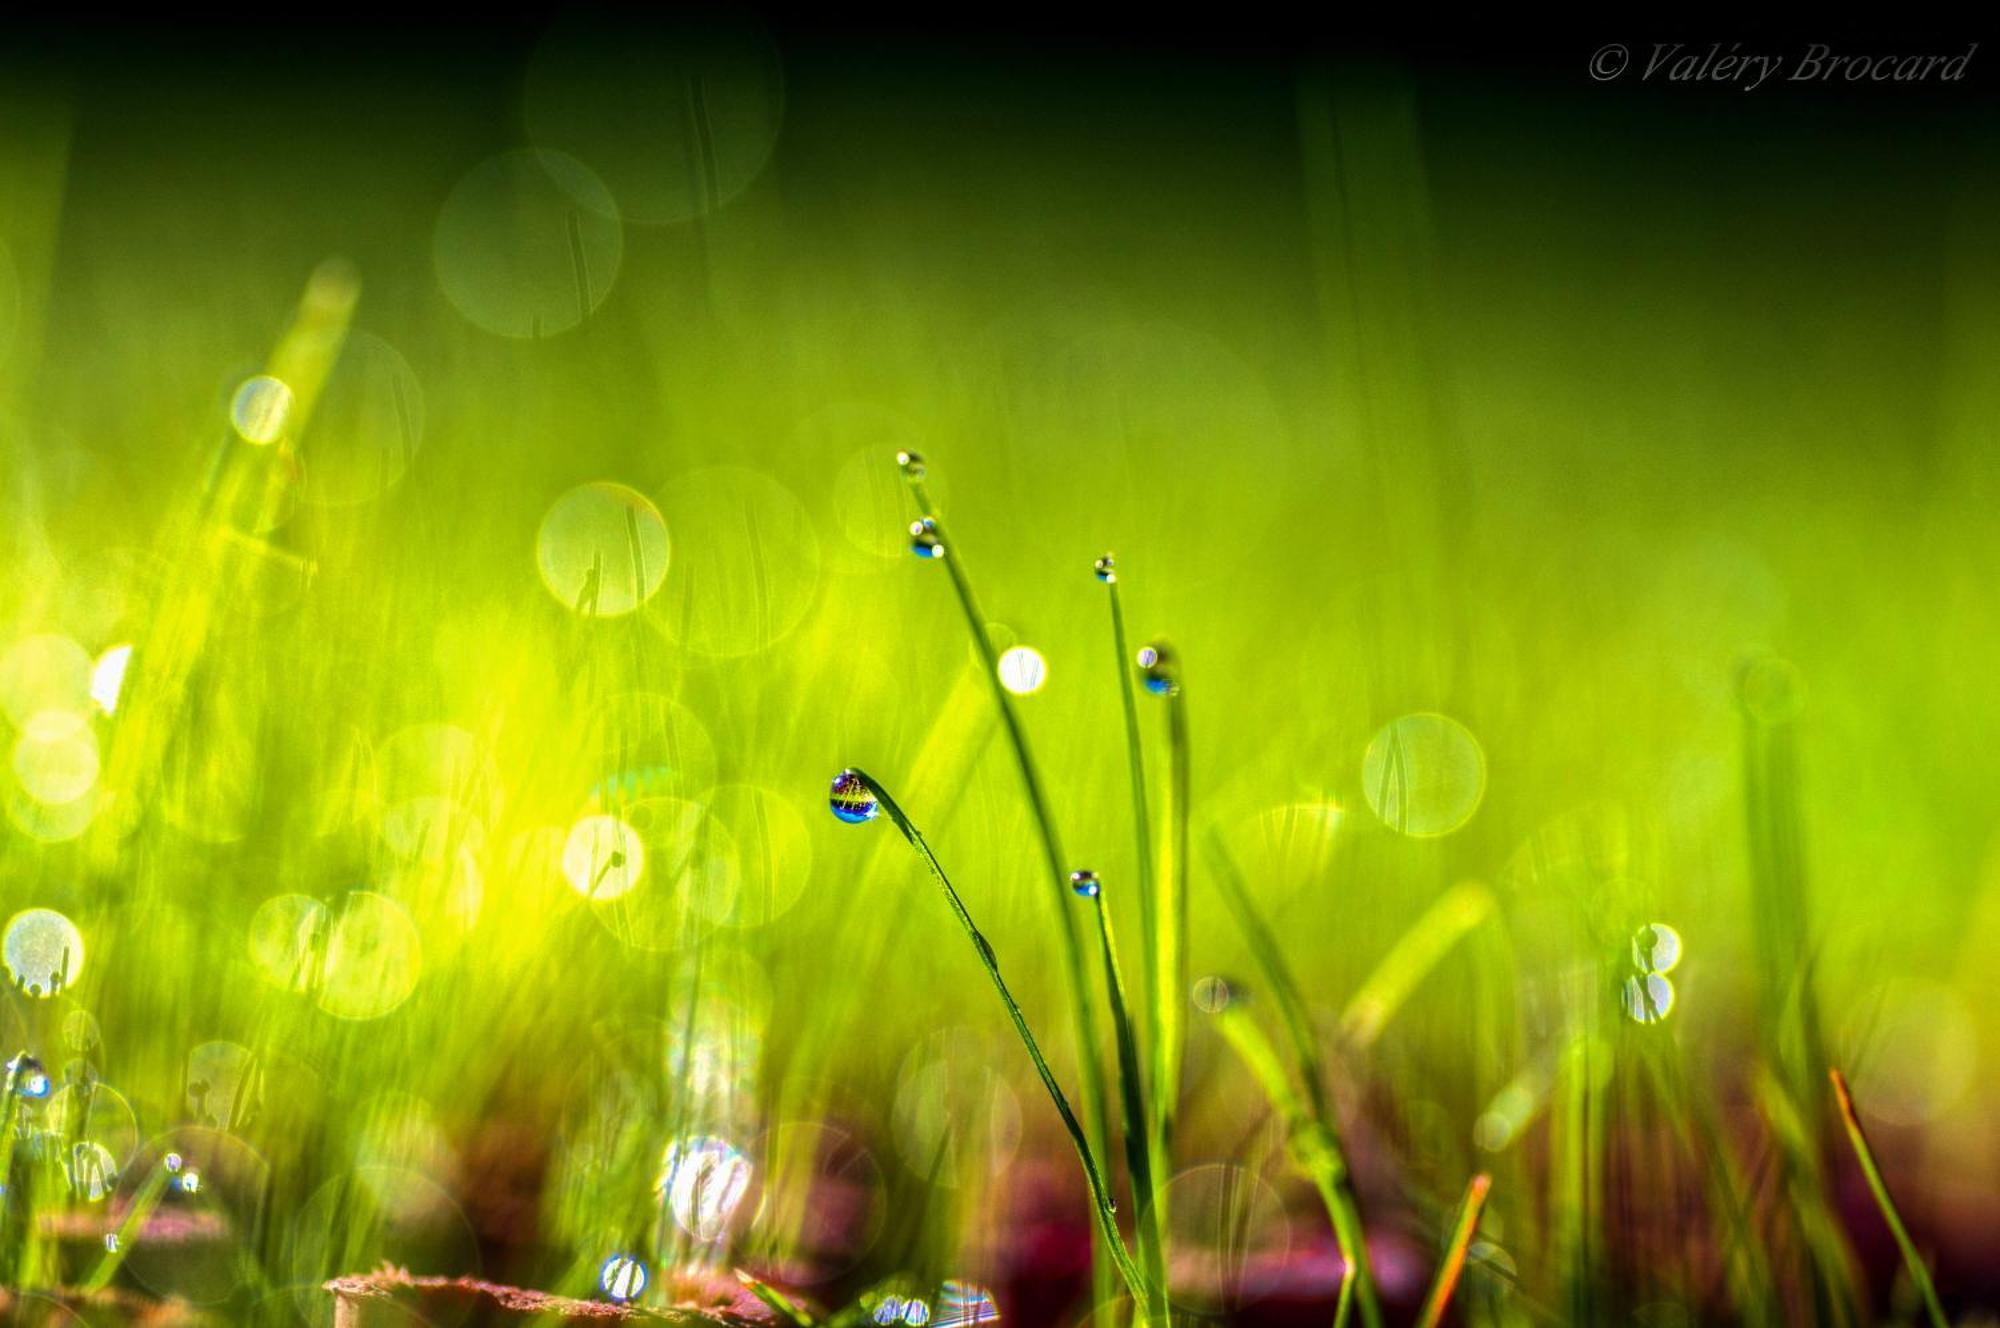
[
  {"x1": 1192, "y1": 975, "x2": 1236, "y2": 1014},
  {"x1": 1068, "y1": 869, "x2": 1100, "y2": 899},
  {"x1": 909, "y1": 518, "x2": 944, "y2": 559},
  {"x1": 1136, "y1": 641, "x2": 1178, "y2": 695},
  {"x1": 600, "y1": 1254, "x2": 648, "y2": 1303},
  {"x1": 829, "y1": 770, "x2": 879, "y2": 824},
  {"x1": 1093, "y1": 554, "x2": 1115, "y2": 583},
  {"x1": 896, "y1": 450, "x2": 926, "y2": 478},
  {"x1": 1631, "y1": 923, "x2": 1682, "y2": 974},
  {"x1": 7, "y1": 1053, "x2": 49, "y2": 1100}
]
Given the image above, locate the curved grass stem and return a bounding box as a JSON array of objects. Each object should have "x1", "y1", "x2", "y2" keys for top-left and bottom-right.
[
  {"x1": 850, "y1": 768, "x2": 1151, "y2": 1312},
  {"x1": 1210, "y1": 1002, "x2": 1376, "y2": 1328},
  {"x1": 1204, "y1": 838, "x2": 1384, "y2": 1328},
  {"x1": 1829, "y1": 1068, "x2": 1949, "y2": 1328},
  {"x1": 901, "y1": 469, "x2": 1119, "y2": 1301}
]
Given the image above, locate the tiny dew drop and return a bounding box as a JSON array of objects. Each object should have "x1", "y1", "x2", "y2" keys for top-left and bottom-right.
[
  {"x1": 1093, "y1": 553, "x2": 1116, "y2": 583},
  {"x1": 6, "y1": 1053, "x2": 49, "y2": 1100},
  {"x1": 1192, "y1": 975, "x2": 1237, "y2": 1014},
  {"x1": 895, "y1": 450, "x2": 926, "y2": 479},
  {"x1": 600, "y1": 1253, "x2": 648, "y2": 1303},
  {"x1": 908, "y1": 518, "x2": 945, "y2": 560},
  {"x1": 1068, "y1": 869, "x2": 1101, "y2": 899},
  {"x1": 1136, "y1": 640, "x2": 1179, "y2": 696},
  {"x1": 828, "y1": 770, "x2": 880, "y2": 824}
]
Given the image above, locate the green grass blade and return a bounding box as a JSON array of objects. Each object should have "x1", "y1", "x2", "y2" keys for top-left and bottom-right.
[
  {"x1": 1207, "y1": 994, "x2": 1379, "y2": 1328},
  {"x1": 1203, "y1": 837, "x2": 1384, "y2": 1328},
  {"x1": 736, "y1": 1270, "x2": 819, "y2": 1327},
  {"x1": 900, "y1": 460, "x2": 1119, "y2": 1302},
  {"x1": 81, "y1": 1156, "x2": 174, "y2": 1293},
  {"x1": 1830, "y1": 1069, "x2": 1949, "y2": 1328},
  {"x1": 1341, "y1": 881, "x2": 1494, "y2": 1050},
  {"x1": 1415, "y1": 1172, "x2": 1492, "y2": 1328},
  {"x1": 850, "y1": 768, "x2": 1150, "y2": 1311},
  {"x1": 1157, "y1": 684, "x2": 1190, "y2": 1158},
  {"x1": 1083, "y1": 883, "x2": 1168, "y2": 1310}
]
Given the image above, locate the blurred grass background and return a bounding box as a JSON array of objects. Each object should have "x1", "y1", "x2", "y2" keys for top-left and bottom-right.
[{"x1": 0, "y1": 14, "x2": 1996, "y2": 1323}]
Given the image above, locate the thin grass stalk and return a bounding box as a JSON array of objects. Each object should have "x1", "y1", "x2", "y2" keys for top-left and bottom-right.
[
  {"x1": 1414, "y1": 1173, "x2": 1492, "y2": 1328},
  {"x1": 1204, "y1": 839, "x2": 1383, "y2": 1328},
  {"x1": 1100, "y1": 567, "x2": 1160, "y2": 1057},
  {"x1": 899, "y1": 463, "x2": 1118, "y2": 1302},
  {"x1": 849, "y1": 769, "x2": 1150, "y2": 1310},
  {"x1": 80, "y1": 1156, "x2": 173, "y2": 1292},
  {"x1": 1208, "y1": 999, "x2": 1373, "y2": 1328},
  {"x1": 1154, "y1": 683, "x2": 1190, "y2": 1173},
  {"x1": 1082, "y1": 884, "x2": 1168, "y2": 1313},
  {"x1": 1829, "y1": 1069, "x2": 1949, "y2": 1328}
]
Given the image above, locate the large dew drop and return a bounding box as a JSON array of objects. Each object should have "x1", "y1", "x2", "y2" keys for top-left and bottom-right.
[
  {"x1": 828, "y1": 770, "x2": 879, "y2": 824},
  {"x1": 536, "y1": 482, "x2": 670, "y2": 617},
  {"x1": 1361, "y1": 712, "x2": 1486, "y2": 838}
]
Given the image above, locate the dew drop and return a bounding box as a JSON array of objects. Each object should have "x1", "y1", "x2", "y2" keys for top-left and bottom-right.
[
  {"x1": 599, "y1": 1253, "x2": 648, "y2": 1303},
  {"x1": 1621, "y1": 973, "x2": 1675, "y2": 1024},
  {"x1": 6, "y1": 1053, "x2": 49, "y2": 1100},
  {"x1": 896, "y1": 449, "x2": 926, "y2": 479},
  {"x1": 658, "y1": 1135, "x2": 752, "y2": 1241},
  {"x1": 1136, "y1": 640, "x2": 1178, "y2": 696},
  {"x1": 3, "y1": 909, "x2": 84, "y2": 998},
  {"x1": 1192, "y1": 975, "x2": 1237, "y2": 1014},
  {"x1": 909, "y1": 518, "x2": 945, "y2": 560},
  {"x1": 1068, "y1": 869, "x2": 1100, "y2": 899},
  {"x1": 829, "y1": 770, "x2": 879, "y2": 824},
  {"x1": 1093, "y1": 553, "x2": 1116, "y2": 583},
  {"x1": 1360, "y1": 713, "x2": 1486, "y2": 838},
  {"x1": 996, "y1": 645, "x2": 1047, "y2": 696},
  {"x1": 1631, "y1": 923, "x2": 1682, "y2": 975},
  {"x1": 230, "y1": 375, "x2": 294, "y2": 446}
]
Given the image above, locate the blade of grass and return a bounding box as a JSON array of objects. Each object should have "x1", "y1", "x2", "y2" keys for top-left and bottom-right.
[
  {"x1": 1206, "y1": 994, "x2": 1368, "y2": 1328},
  {"x1": 847, "y1": 768, "x2": 1150, "y2": 1311},
  {"x1": 899, "y1": 458, "x2": 1119, "y2": 1304},
  {"x1": 80, "y1": 1155, "x2": 174, "y2": 1292},
  {"x1": 1203, "y1": 837, "x2": 1383, "y2": 1328},
  {"x1": 1340, "y1": 881, "x2": 1494, "y2": 1050},
  {"x1": 1415, "y1": 1173, "x2": 1492, "y2": 1328},
  {"x1": 736, "y1": 1270, "x2": 819, "y2": 1328},
  {"x1": 1080, "y1": 877, "x2": 1168, "y2": 1312},
  {"x1": 1157, "y1": 677, "x2": 1190, "y2": 1163},
  {"x1": 1829, "y1": 1069, "x2": 1948, "y2": 1328}
]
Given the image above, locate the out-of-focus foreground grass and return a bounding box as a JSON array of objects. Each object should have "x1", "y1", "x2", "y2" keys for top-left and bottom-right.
[{"x1": 0, "y1": 20, "x2": 1996, "y2": 1325}]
